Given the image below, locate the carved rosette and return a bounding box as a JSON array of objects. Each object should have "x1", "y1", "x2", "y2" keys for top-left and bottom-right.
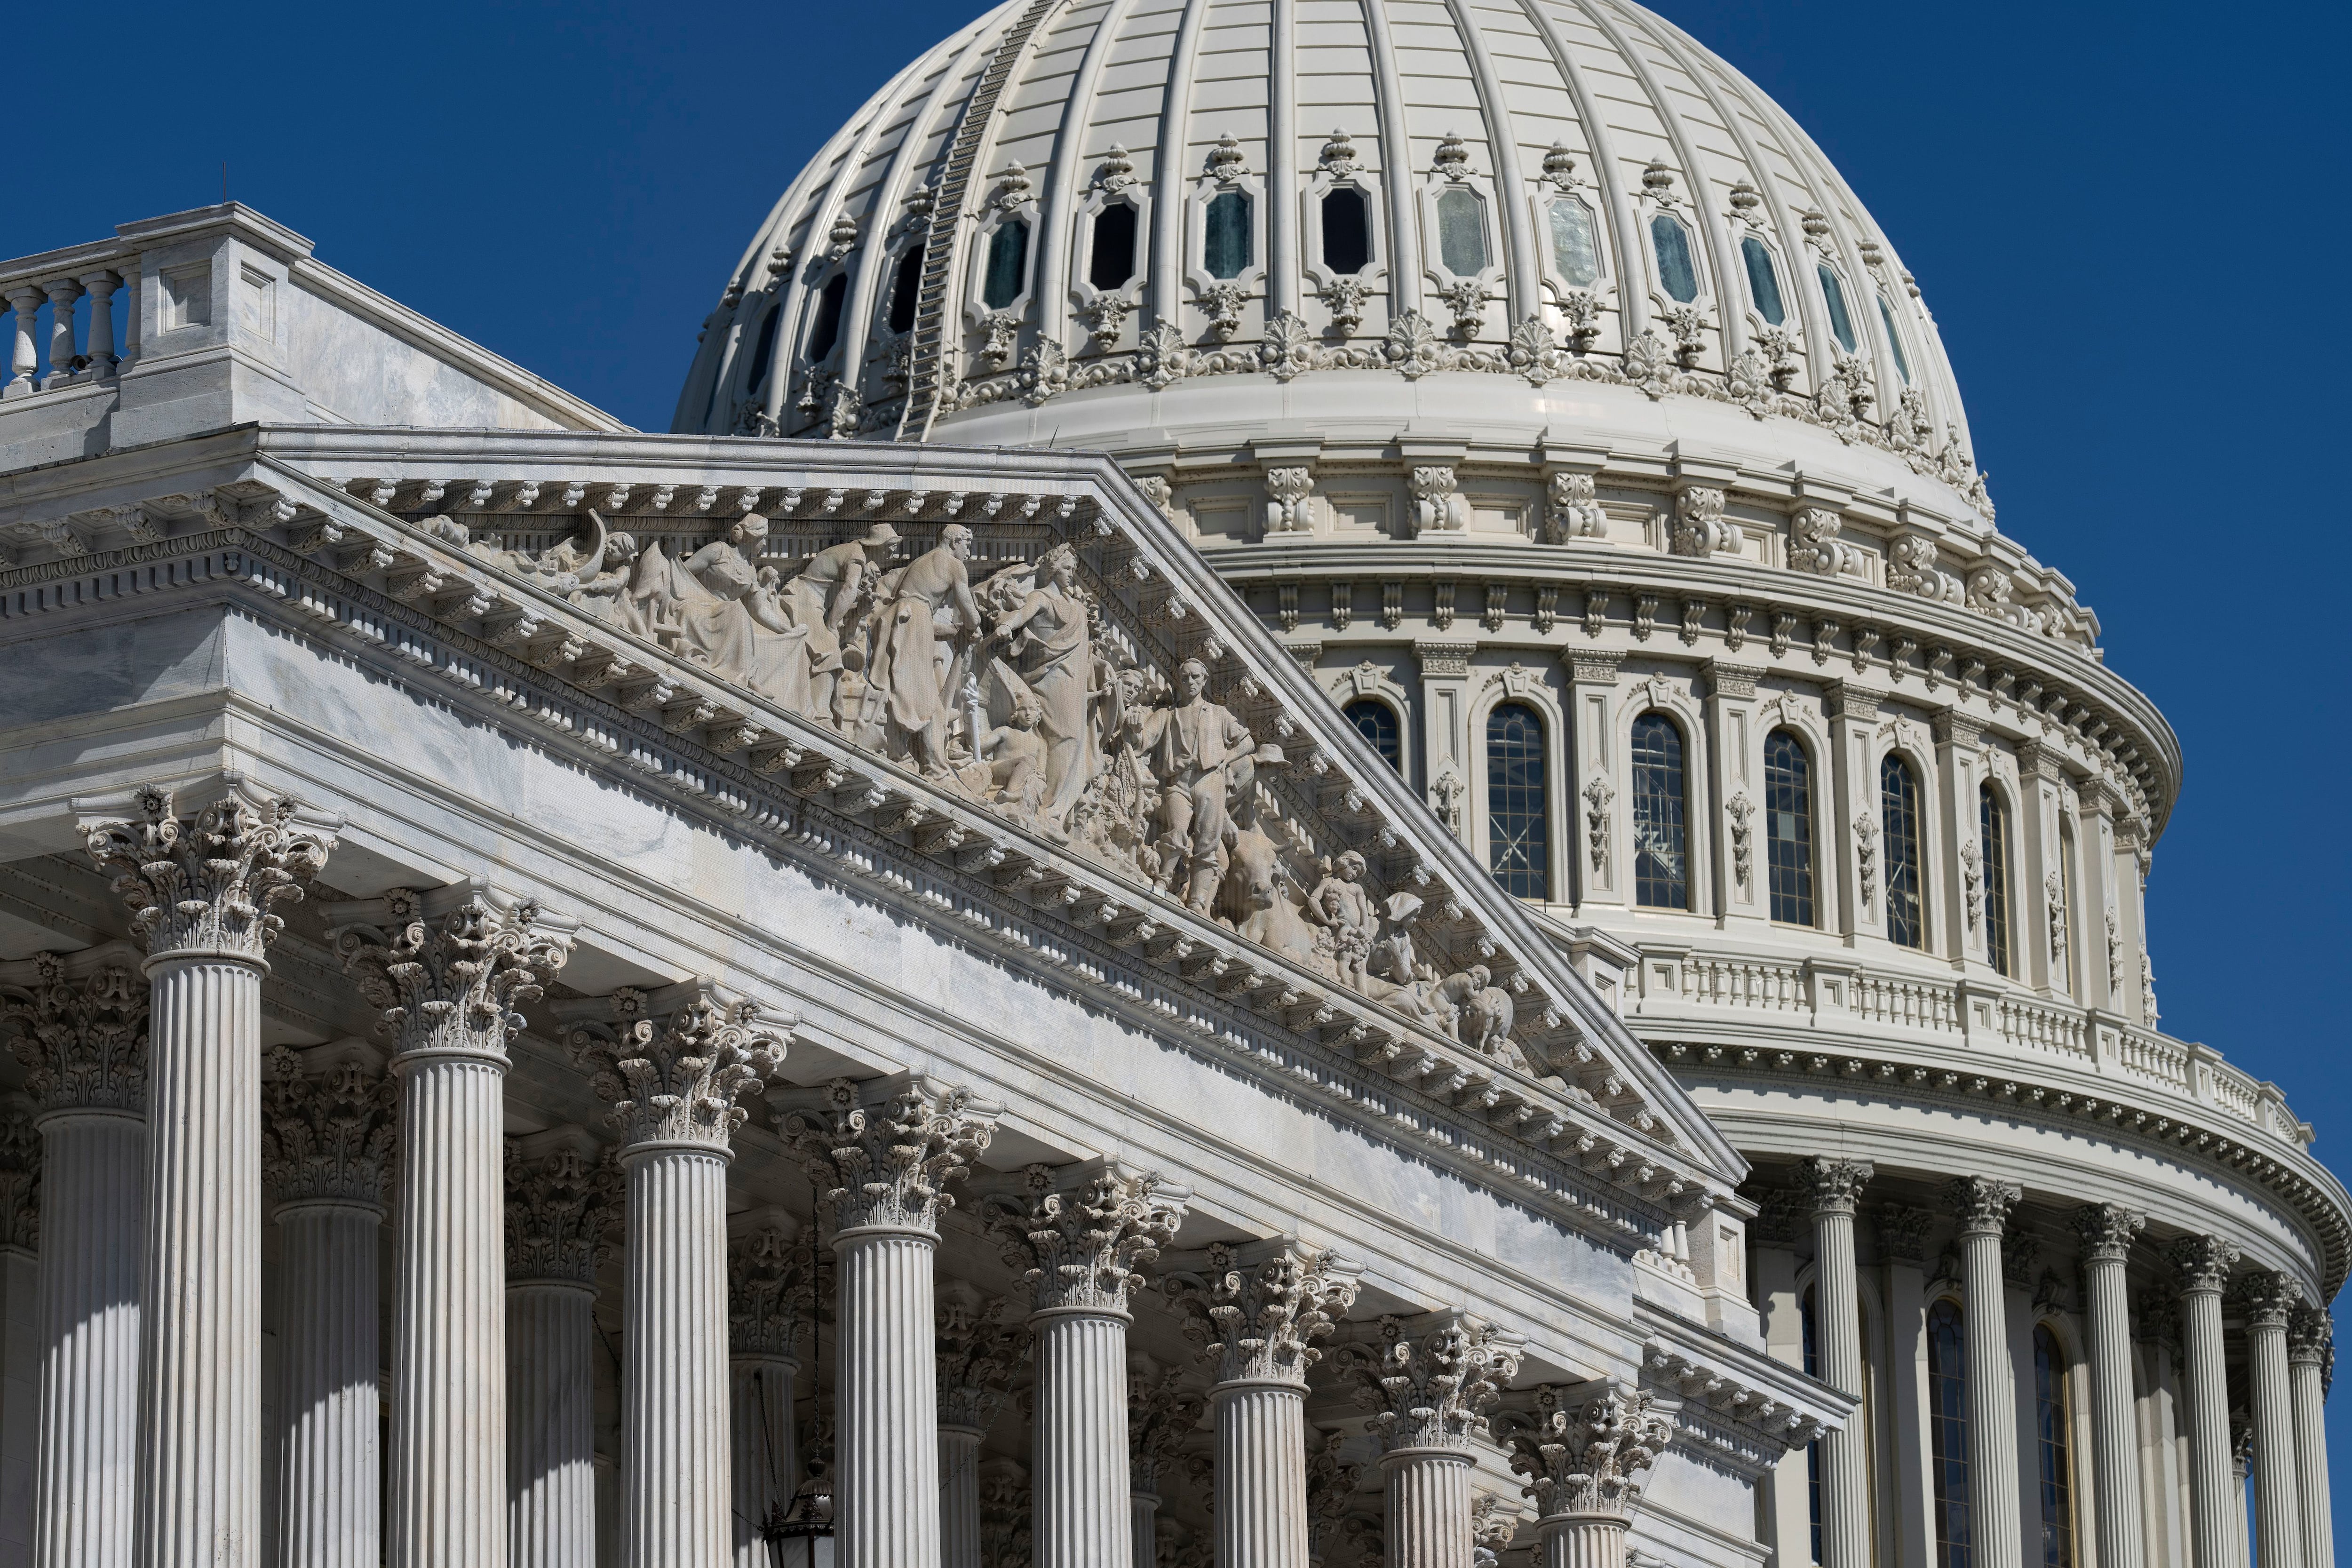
[
  {"x1": 2167, "y1": 1235, "x2": 2241, "y2": 1295},
  {"x1": 1338, "y1": 1314, "x2": 1523, "y2": 1452},
  {"x1": 2234, "y1": 1269, "x2": 2301, "y2": 1330},
  {"x1": 1504, "y1": 1384, "x2": 1675, "y2": 1520},
  {"x1": 781, "y1": 1076, "x2": 997, "y2": 1234},
  {"x1": 937, "y1": 1278, "x2": 1019, "y2": 1432},
  {"x1": 1164, "y1": 1242, "x2": 1360, "y2": 1388},
  {"x1": 0, "y1": 1099, "x2": 36, "y2": 1252},
  {"x1": 570, "y1": 988, "x2": 787, "y2": 1154},
  {"x1": 1798, "y1": 1156, "x2": 1873, "y2": 1217},
  {"x1": 730, "y1": 1225, "x2": 821, "y2": 1359},
  {"x1": 1130, "y1": 1353, "x2": 1208, "y2": 1492},
  {"x1": 262, "y1": 1046, "x2": 399, "y2": 1209},
  {"x1": 83, "y1": 785, "x2": 335, "y2": 961},
  {"x1": 1945, "y1": 1176, "x2": 2021, "y2": 1239},
  {"x1": 505, "y1": 1139, "x2": 624, "y2": 1285},
  {"x1": 1, "y1": 952, "x2": 149, "y2": 1115},
  {"x1": 2068, "y1": 1203, "x2": 2145, "y2": 1265},
  {"x1": 991, "y1": 1163, "x2": 1187, "y2": 1315},
  {"x1": 339, "y1": 888, "x2": 573, "y2": 1068}
]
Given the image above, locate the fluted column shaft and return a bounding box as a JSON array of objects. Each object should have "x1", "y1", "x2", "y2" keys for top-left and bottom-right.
[
  {"x1": 837, "y1": 1225, "x2": 941, "y2": 1568},
  {"x1": 32, "y1": 1110, "x2": 143, "y2": 1568},
  {"x1": 2180, "y1": 1276, "x2": 2238, "y2": 1568},
  {"x1": 2077, "y1": 1209, "x2": 2146, "y2": 1568},
  {"x1": 940, "y1": 1425, "x2": 984, "y2": 1568},
  {"x1": 1536, "y1": 1515, "x2": 1626, "y2": 1568},
  {"x1": 730, "y1": 1355, "x2": 797, "y2": 1568},
  {"x1": 1804, "y1": 1161, "x2": 1871, "y2": 1568},
  {"x1": 137, "y1": 953, "x2": 265, "y2": 1568},
  {"x1": 1954, "y1": 1186, "x2": 2023, "y2": 1568},
  {"x1": 1382, "y1": 1448, "x2": 1473, "y2": 1568},
  {"x1": 2287, "y1": 1337, "x2": 2333, "y2": 1568},
  {"x1": 620, "y1": 1148, "x2": 731, "y2": 1568},
  {"x1": 274, "y1": 1202, "x2": 382, "y2": 1568},
  {"x1": 1216, "y1": 1380, "x2": 1308, "y2": 1568},
  {"x1": 1129, "y1": 1491, "x2": 1159, "y2": 1568},
  {"x1": 509, "y1": 1281, "x2": 598, "y2": 1568},
  {"x1": 389, "y1": 1053, "x2": 507, "y2": 1568},
  {"x1": 1033, "y1": 1308, "x2": 1133, "y2": 1568},
  {"x1": 2248, "y1": 1306, "x2": 2303, "y2": 1568}
]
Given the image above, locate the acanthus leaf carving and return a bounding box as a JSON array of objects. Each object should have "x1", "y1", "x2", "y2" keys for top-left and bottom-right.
[
  {"x1": 83, "y1": 784, "x2": 337, "y2": 962},
  {"x1": 507, "y1": 1137, "x2": 624, "y2": 1285},
  {"x1": 336, "y1": 886, "x2": 573, "y2": 1068},
  {"x1": 1163, "y1": 1242, "x2": 1360, "y2": 1386},
  {"x1": 263, "y1": 1046, "x2": 398, "y2": 1209},
  {"x1": 938, "y1": 1277, "x2": 1019, "y2": 1432},
  {"x1": 0, "y1": 1101, "x2": 35, "y2": 1253},
  {"x1": 566, "y1": 986, "x2": 787, "y2": 1152},
  {"x1": 1, "y1": 952, "x2": 148, "y2": 1115},
  {"x1": 989, "y1": 1163, "x2": 1188, "y2": 1314},
  {"x1": 782, "y1": 1076, "x2": 998, "y2": 1234},
  {"x1": 1502, "y1": 1384, "x2": 1675, "y2": 1520},
  {"x1": 1336, "y1": 1314, "x2": 1523, "y2": 1451}
]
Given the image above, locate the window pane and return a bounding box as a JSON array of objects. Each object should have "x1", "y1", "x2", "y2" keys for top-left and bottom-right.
[
  {"x1": 2035, "y1": 1328, "x2": 2077, "y2": 1568},
  {"x1": 1929, "y1": 1300, "x2": 1973, "y2": 1568},
  {"x1": 1549, "y1": 199, "x2": 1599, "y2": 286},
  {"x1": 1089, "y1": 203, "x2": 1139, "y2": 291},
  {"x1": 1205, "y1": 190, "x2": 1252, "y2": 279},
  {"x1": 1879, "y1": 294, "x2": 1913, "y2": 383},
  {"x1": 1343, "y1": 699, "x2": 1401, "y2": 773},
  {"x1": 887, "y1": 244, "x2": 924, "y2": 335},
  {"x1": 1652, "y1": 215, "x2": 1699, "y2": 303},
  {"x1": 2056, "y1": 826, "x2": 2076, "y2": 992},
  {"x1": 1741, "y1": 236, "x2": 1785, "y2": 325},
  {"x1": 983, "y1": 222, "x2": 1030, "y2": 310},
  {"x1": 1882, "y1": 755, "x2": 1924, "y2": 949},
  {"x1": 1820, "y1": 262, "x2": 1857, "y2": 351},
  {"x1": 1981, "y1": 787, "x2": 2013, "y2": 978},
  {"x1": 1631, "y1": 713, "x2": 1688, "y2": 909},
  {"x1": 1765, "y1": 730, "x2": 1814, "y2": 925},
  {"x1": 1486, "y1": 703, "x2": 1548, "y2": 899},
  {"x1": 1322, "y1": 188, "x2": 1372, "y2": 275},
  {"x1": 805, "y1": 273, "x2": 849, "y2": 362},
  {"x1": 1438, "y1": 187, "x2": 1488, "y2": 276}
]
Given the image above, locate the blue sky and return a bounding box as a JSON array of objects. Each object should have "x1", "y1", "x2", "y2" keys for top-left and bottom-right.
[{"x1": 9, "y1": 0, "x2": 2350, "y2": 1539}]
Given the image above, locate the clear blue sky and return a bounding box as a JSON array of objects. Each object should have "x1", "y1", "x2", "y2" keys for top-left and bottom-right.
[{"x1": 8, "y1": 0, "x2": 2349, "y2": 1540}]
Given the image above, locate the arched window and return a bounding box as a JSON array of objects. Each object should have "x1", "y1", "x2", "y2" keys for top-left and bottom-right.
[
  {"x1": 1549, "y1": 199, "x2": 1599, "y2": 287},
  {"x1": 1089, "y1": 203, "x2": 1139, "y2": 291},
  {"x1": 982, "y1": 221, "x2": 1030, "y2": 310},
  {"x1": 1652, "y1": 214, "x2": 1699, "y2": 303},
  {"x1": 887, "y1": 245, "x2": 925, "y2": 334},
  {"x1": 1981, "y1": 786, "x2": 2013, "y2": 979},
  {"x1": 1630, "y1": 712, "x2": 1688, "y2": 910},
  {"x1": 1204, "y1": 191, "x2": 1252, "y2": 279},
  {"x1": 743, "y1": 306, "x2": 780, "y2": 401},
  {"x1": 1322, "y1": 188, "x2": 1372, "y2": 275},
  {"x1": 1764, "y1": 729, "x2": 1814, "y2": 926},
  {"x1": 1819, "y1": 262, "x2": 1858, "y2": 352},
  {"x1": 1878, "y1": 294, "x2": 1913, "y2": 383},
  {"x1": 804, "y1": 273, "x2": 849, "y2": 363},
  {"x1": 1802, "y1": 1286, "x2": 1824, "y2": 1566},
  {"x1": 1486, "y1": 703, "x2": 1548, "y2": 899},
  {"x1": 1343, "y1": 699, "x2": 1401, "y2": 773},
  {"x1": 1881, "y1": 755, "x2": 1924, "y2": 949},
  {"x1": 1741, "y1": 235, "x2": 1785, "y2": 325},
  {"x1": 1437, "y1": 186, "x2": 1488, "y2": 276},
  {"x1": 1928, "y1": 1300, "x2": 1973, "y2": 1568},
  {"x1": 2034, "y1": 1326, "x2": 2077, "y2": 1568}
]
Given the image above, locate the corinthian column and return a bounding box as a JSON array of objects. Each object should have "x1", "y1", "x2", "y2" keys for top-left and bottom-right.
[
  {"x1": 2169, "y1": 1236, "x2": 2242, "y2": 1568},
  {"x1": 1129, "y1": 1354, "x2": 1206, "y2": 1567},
  {"x1": 781, "y1": 1076, "x2": 999, "y2": 1568},
  {"x1": 1503, "y1": 1384, "x2": 1676, "y2": 1568},
  {"x1": 729, "y1": 1218, "x2": 820, "y2": 1568},
  {"x1": 334, "y1": 883, "x2": 573, "y2": 1568},
  {"x1": 1339, "y1": 1315, "x2": 1523, "y2": 1568},
  {"x1": 992, "y1": 1164, "x2": 1188, "y2": 1568},
  {"x1": 1800, "y1": 1157, "x2": 1872, "y2": 1568},
  {"x1": 1165, "y1": 1241, "x2": 1363, "y2": 1568},
  {"x1": 1, "y1": 947, "x2": 148, "y2": 1568},
  {"x1": 505, "y1": 1132, "x2": 622, "y2": 1568},
  {"x1": 82, "y1": 782, "x2": 337, "y2": 1568},
  {"x1": 573, "y1": 987, "x2": 789, "y2": 1568},
  {"x1": 2071, "y1": 1204, "x2": 2148, "y2": 1568},
  {"x1": 262, "y1": 1046, "x2": 397, "y2": 1568},
  {"x1": 1947, "y1": 1177, "x2": 2024, "y2": 1568},
  {"x1": 2287, "y1": 1306, "x2": 2334, "y2": 1568},
  {"x1": 1, "y1": 1096, "x2": 43, "y2": 1568},
  {"x1": 2239, "y1": 1272, "x2": 2304, "y2": 1568},
  {"x1": 937, "y1": 1280, "x2": 1018, "y2": 1568}
]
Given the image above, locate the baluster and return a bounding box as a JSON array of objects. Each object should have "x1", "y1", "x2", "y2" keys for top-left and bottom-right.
[
  {"x1": 79, "y1": 270, "x2": 119, "y2": 376},
  {"x1": 5, "y1": 287, "x2": 41, "y2": 397},
  {"x1": 41, "y1": 278, "x2": 84, "y2": 388}
]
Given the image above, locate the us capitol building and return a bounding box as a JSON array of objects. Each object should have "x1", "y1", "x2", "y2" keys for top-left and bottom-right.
[{"x1": 0, "y1": 2, "x2": 2337, "y2": 1568}]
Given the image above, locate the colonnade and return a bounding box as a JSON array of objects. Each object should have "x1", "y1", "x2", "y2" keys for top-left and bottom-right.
[
  {"x1": 0, "y1": 784, "x2": 1688, "y2": 1568},
  {"x1": 1792, "y1": 1156, "x2": 2336, "y2": 1568}
]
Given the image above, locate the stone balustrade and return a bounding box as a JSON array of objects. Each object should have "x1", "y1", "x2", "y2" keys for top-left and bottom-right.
[{"x1": 1, "y1": 241, "x2": 128, "y2": 400}]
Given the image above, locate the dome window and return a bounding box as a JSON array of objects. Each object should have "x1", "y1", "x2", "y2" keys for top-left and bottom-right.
[
  {"x1": 1630, "y1": 712, "x2": 1689, "y2": 910},
  {"x1": 1818, "y1": 262, "x2": 1857, "y2": 353},
  {"x1": 1204, "y1": 191, "x2": 1253, "y2": 280},
  {"x1": 1928, "y1": 1300, "x2": 1971, "y2": 1561},
  {"x1": 1089, "y1": 203, "x2": 1139, "y2": 291},
  {"x1": 1980, "y1": 785, "x2": 2012, "y2": 978},
  {"x1": 1486, "y1": 703, "x2": 1548, "y2": 900},
  {"x1": 1740, "y1": 236, "x2": 1785, "y2": 326},
  {"x1": 1322, "y1": 189, "x2": 1372, "y2": 276},
  {"x1": 1881, "y1": 754, "x2": 1925, "y2": 949},
  {"x1": 1764, "y1": 729, "x2": 1813, "y2": 926},
  {"x1": 1343, "y1": 699, "x2": 1401, "y2": 772},
  {"x1": 982, "y1": 221, "x2": 1031, "y2": 310},
  {"x1": 1877, "y1": 294, "x2": 1912, "y2": 384},
  {"x1": 1548, "y1": 199, "x2": 1599, "y2": 288},
  {"x1": 1650, "y1": 215, "x2": 1699, "y2": 304},
  {"x1": 743, "y1": 305, "x2": 780, "y2": 399},
  {"x1": 1436, "y1": 187, "x2": 1488, "y2": 277},
  {"x1": 804, "y1": 273, "x2": 849, "y2": 363},
  {"x1": 2034, "y1": 1328, "x2": 2078, "y2": 1568},
  {"x1": 887, "y1": 245, "x2": 924, "y2": 335}
]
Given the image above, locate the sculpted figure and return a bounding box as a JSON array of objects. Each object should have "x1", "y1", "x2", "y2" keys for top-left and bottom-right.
[
  {"x1": 980, "y1": 692, "x2": 1051, "y2": 826},
  {"x1": 620, "y1": 513, "x2": 813, "y2": 709},
  {"x1": 780, "y1": 523, "x2": 898, "y2": 722},
  {"x1": 986, "y1": 544, "x2": 1099, "y2": 828},
  {"x1": 1305, "y1": 851, "x2": 1379, "y2": 991},
  {"x1": 870, "y1": 523, "x2": 983, "y2": 778},
  {"x1": 1135, "y1": 658, "x2": 1277, "y2": 913}
]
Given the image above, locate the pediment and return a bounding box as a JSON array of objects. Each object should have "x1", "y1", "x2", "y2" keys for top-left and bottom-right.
[{"x1": 0, "y1": 428, "x2": 1746, "y2": 1213}]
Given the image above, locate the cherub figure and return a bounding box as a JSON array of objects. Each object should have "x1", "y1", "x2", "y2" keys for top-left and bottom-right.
[
  {"x1": 981, "y1": 693, "x2": 1052, "y2": 825},
  {"x1": 1427, "y1": 964, "x2": 1494, "y2": 1043},
  {"x1": 1304, "y1": 850, "x2": 1380, "y2": 992}
]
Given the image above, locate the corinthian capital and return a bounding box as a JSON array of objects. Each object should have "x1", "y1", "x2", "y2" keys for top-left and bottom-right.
[
  {"x1": 567, "y1": 986, "x2": 788, "y2": 1154},
  {"x1": 0, "y1": 1098, "x2": 36, "y2": 1253},
  {"x1": 1163, "y1": 1241, "x2": 1362, "y2": 1387},
  {"x1": 1503, "y1": 1384, "x2": 1675, "y2": 1520},
  {"x1": 1, "y1": 947, "x2": 148, "y2": 1116},
  {"x1": 730, "y1": 1222, "x2": 821, "y2": 1359},
  {"x1": 2234, "y1": 1270, "x2": 2302, "y2": 1329},
  {"x1": 2288, "y1": 1305, "x2": 2334, "y2": 1377},
  {"x1": 1129, "y1": 1352, "x2": 1207, "y2": 1492},
  {"x1": 2068, "y1": 1203, "x2": 2145, "y2": 1264},
  {"x1": 263, "y1": 1045, "x2": 398, "y2": 1209},
  {"x1": 990, "y1": 1163, "x2": 1188, "y2": 1315},
  {"x1": 781, "y1": 1075, "x2": 998, "y2": 1234},
  {"x1": 333, "y1": 884, "x2": 574, "y2": 1068},
  {"x1": 505, "y1": 1133, "x2": 622, "y2": 1285},
  {"x1": 1946, "y1": 1176, "x2": 2021, "y2": 1238},
  {"x1": 2167, "y1": 1234, "x2": 2241, "y2": 1294},
  {"x1": 1338, "y1": 1314, "x2": 1525, "y2": 1452},
  {"x1": 937, "y1": 1278, "x2": 1019, "y2": 1433},
  {"x1": 1798, "y1": 1156, "x2": 1874, "y2": 1218},
  {"x1": 80, "y1": 781, "x2": 337, "y2": 962}
]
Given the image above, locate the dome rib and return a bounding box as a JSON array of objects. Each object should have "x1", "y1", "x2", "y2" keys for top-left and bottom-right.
[
  {"x1": 1148, "y1": 0, "x2": 1220, "y2": 328},
  {"x1": 1355, "y1": 0, "x2": 1426, "y2": 316},
  {"x1": 1506, "y1": 0, "x2": 1644, "y2": 341},
  {"x1": 1443, "y1": 0, "x2": 1541, "y2": 323},
  {"x1": 1268, "y1": 0, "x2": 1301, "y2": 316},
  {"x1": 1033, "y1": 0, "x2": 1140, "y2": 346}
]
